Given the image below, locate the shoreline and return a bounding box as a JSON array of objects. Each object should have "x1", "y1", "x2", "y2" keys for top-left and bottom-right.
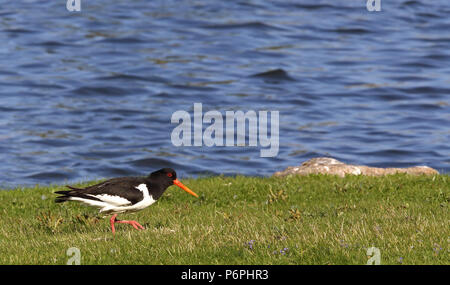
[{"x1": 1, "y1": 157, "x2": 445, "y2": 190}]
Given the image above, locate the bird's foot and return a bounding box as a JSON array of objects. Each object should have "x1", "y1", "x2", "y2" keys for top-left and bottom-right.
[
  {"x1": 110, "y1": 214, "x2": 144, "y2": 233},
  {"x1": 115, "y1": 220, "x2": 145, "y2": 230}
]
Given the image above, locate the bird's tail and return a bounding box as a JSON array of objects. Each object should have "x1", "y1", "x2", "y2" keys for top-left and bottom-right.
[{"x1": 54, "y1": 186, "x2": 84, "y2": 203}]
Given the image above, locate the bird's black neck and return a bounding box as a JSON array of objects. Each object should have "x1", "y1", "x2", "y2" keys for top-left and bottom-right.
[{"x1": 145, "y1": 178, "x2": 172, "y2": 200}]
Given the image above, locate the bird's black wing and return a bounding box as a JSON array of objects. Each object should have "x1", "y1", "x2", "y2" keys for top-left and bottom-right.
[{"x1": 55, "y1": 177, "x2": 145, "y2": 205}]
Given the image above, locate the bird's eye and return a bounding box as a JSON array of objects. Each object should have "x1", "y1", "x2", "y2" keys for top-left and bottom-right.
[{"x1": 167, "y1": 173, "x2": 173, "y2": 178}]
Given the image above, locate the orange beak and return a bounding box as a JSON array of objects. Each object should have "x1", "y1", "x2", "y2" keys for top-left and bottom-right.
[{"x1": 173, "y1": 179, "x2": 198, "y2": 198}]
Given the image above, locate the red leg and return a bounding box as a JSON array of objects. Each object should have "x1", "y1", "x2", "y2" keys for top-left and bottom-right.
[
  {"x1": 110, "y1": 214, "x2": 118, "y2": 234},
  {"x1": 110, "y1": 214, "x2": 144, "y2": 233}
]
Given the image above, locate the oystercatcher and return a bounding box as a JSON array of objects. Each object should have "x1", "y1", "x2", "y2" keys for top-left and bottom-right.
[{"x1": 55, "y1": 168, "x2": 197, "y2": 234}]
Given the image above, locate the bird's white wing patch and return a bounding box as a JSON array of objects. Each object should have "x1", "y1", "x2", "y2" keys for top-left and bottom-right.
[
  {"x1": 88, "y1": 194, "x2": 131, "y2": 206},
  {"x1": 70, "y1": 197, "x2": 109, "y2": 208},
  {"x1": 135, "y1": 184, "x2": 148, "y2": 193}
]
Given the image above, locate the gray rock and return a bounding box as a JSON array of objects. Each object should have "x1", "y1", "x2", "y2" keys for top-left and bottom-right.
[{"x1": 273, "y1": 157, "x2": 439, "y2": 177}]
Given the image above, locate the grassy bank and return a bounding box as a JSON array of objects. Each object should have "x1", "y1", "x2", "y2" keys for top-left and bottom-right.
[{"x1": 0, "y1": 174, "x2": 448, "y2": 265}]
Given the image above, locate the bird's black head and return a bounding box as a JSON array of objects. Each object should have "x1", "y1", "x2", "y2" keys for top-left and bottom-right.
[
  {"x1": 148, "y1": 168, "x2": 198, "y2": 198},
  {"x1": 148, "y1": 168, "x2": 176, "y2": 186}
]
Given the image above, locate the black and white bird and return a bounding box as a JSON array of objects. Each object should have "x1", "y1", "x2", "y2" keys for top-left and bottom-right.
[{"x1": 55, "y1": 168, "x2": 198, "y2": 234}]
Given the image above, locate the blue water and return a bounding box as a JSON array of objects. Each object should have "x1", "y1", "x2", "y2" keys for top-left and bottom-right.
[{"x1": 0, "y1": 0, "x2": 449, "y2": 188}]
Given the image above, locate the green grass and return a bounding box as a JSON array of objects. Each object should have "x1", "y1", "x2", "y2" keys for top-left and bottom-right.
[{"x1": 0, "y1": 174, "x2": 448, "y2": 265}]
